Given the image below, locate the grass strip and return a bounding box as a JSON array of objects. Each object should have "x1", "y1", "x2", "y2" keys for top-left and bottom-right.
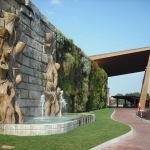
[{"x1": 0, "y1": 108, "x2": 130, "y2": 150}]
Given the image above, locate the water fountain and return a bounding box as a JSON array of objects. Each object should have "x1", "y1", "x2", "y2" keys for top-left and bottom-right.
[
  {"x1": 0, "y1": 7, "x2": 95, "y2": 136},
  {"x1": 40, "y1": 94, "x2": 45, "y2": 121},
  {"x1": 59, "y1": 90, "x2": 67, "y2": 118}
]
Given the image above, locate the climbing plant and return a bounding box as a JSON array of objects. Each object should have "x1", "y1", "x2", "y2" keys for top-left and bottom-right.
[
  {"x1": 56, "y1": 29, "x2": 108, "y2": 113},
  {"x1": 87, "y1": 61, "x2": 108, "y2": 111}
]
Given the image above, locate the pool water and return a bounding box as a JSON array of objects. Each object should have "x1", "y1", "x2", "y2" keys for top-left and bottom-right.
[{"x1": 25, "y1": 116, "x2": 81, "y2": 124}]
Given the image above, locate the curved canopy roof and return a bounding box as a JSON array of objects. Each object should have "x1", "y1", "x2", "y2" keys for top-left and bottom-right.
[{"x1": 90, "y1": 47, "x2": 150, "y2": 77}]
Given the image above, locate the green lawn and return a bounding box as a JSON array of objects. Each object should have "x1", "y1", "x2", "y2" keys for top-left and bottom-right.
[{"x1": 0, "y1": 108, "x2": 130, "y2": 150}]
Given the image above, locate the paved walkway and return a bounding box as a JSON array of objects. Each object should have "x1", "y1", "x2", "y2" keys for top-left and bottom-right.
[{"x1": 104, "y1": 108, "x2": 150, "y2": 150}]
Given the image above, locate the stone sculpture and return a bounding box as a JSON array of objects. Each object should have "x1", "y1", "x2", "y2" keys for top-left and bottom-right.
[
  {"x1": 44, "y1": 33, "x2": 61, "y2": 117},
  {"x1": 0, "y1": 11, "x2": 25, "y2": 124}
]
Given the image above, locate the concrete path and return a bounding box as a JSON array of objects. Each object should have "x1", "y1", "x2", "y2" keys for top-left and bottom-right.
[{"x1": 104, "y1": 108, "x2": 150, "y2": 150}]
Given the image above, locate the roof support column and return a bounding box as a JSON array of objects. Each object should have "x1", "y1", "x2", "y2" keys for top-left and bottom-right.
[
  {"x1": 134, "y1": 98, "x2": 136, "y2": 107},
  {"x1": 117, "y1": 98, "x2": 118, "y2": 107},
  {"x1": 139, "y1": 54, "x2": 150, "y2": 110}
]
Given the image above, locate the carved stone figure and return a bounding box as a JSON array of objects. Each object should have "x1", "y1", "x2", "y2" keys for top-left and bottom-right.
[
  {"x1": 44, "y1": 33, "x2": 61, "y2": 117},
  {"x1": 0, "y1": 11, "x2": 25, "y2": 124},
  {"x1": 44, "y1": 33, "x2": 53, "y2": 54}
]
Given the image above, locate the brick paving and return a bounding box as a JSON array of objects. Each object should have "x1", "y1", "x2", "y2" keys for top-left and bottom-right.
[{"x1": 104, "y1": 108, "x2": 150, "y2": 150}]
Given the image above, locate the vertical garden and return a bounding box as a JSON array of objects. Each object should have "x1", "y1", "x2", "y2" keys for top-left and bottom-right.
[{"x1": 56, "y1": 30, "x2": 108, "y2": 113}]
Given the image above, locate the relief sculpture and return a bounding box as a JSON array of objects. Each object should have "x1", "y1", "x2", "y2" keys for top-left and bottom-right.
[
  {"x1": 44, "y1": 33, "x2": 61, "y2": 116},
  {"x1": 0, "y1": 11, "x2": 25, "y2": 124}
]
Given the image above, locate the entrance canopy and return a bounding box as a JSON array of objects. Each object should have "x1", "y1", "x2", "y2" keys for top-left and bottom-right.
[
  {"x1": 90, "y1": 46, "x2": 150, "y2": 110},
  {"x1": 90, "y1": 47, "x2": 150, "y2": 77}
]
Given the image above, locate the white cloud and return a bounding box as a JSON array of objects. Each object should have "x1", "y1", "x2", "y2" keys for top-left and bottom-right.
[
  {"x1": 46, "y1": 10, "x2": 55, "y2": 15},
  {"x1": 51, "y1": 0, "x2": 60, "y2": 5}
]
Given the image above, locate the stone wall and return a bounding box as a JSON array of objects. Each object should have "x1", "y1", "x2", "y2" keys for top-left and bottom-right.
[
  {"x1": 0, "y1": 0, "x2": 108, "y2": 117},
  {"x1": 0, "y1": 0, "x2": 57, "y2": 116}
]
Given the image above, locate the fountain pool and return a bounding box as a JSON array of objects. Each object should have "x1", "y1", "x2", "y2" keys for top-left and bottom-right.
[
  {"x1": 0, "y1": 113, "x2": 95, "y2": 136},
  {"x1": 25, "y1": 116, "x2": 81, "y2": 124}
]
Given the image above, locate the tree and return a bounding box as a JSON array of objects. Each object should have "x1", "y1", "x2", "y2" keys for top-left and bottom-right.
[
  {"x1": 125, "y1": 92, "x2": 149, "y2": 100},
  {"x1": 125, "y1": 92, "x2": 140, "y2": 97},
  {"x1": 115, "y1": 93, "x2": 124, "y2": 96}
]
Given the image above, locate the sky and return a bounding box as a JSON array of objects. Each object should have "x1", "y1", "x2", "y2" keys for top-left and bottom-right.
[{"x1": 31, "y1": 0, "x2": 150, "y2": 97}]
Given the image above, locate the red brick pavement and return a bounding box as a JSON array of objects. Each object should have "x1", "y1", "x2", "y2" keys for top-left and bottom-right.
[{"x1": 104, "y1": 108, "x2": 150, "y2": 150}]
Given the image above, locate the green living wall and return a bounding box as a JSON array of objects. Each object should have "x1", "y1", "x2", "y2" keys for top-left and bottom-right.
[{"x1": 56, "y1": 30, "x2": 108, "y2": 113}]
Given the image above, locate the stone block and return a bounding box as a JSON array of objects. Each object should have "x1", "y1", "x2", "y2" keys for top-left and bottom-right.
[
  {"x1": 35, "y1": 100, "x2": 40, "y2": 107},
  {"x1": 22, "y1": 73, "x2": 29, "y2": 82},
  {"x1": 26, "y1": 100, "x2": 35, "y2": 106},
  {"x1": 22, "y1": 45, "x2": 32, "y2": 57},
  {"x1": 36, "y1": 78, "x2": 42, "y2": 85},
  {"x1": 31, "y1": 1, "x2": 39, "y2": 13},
  {"x1": 29, "y1": 76, "x2": 42, "y2": 85},
  {"x1": 34, "y1": 106, "x2": 41, "y2": 116},
  {"x1": 0, "y1": 17, "x2": 4, "y2": 27},
  {"x1": 45, "y1": 27, "x2": 51, "y2": 33},
  {"x1": 10, "y1": 6, "x2": 16, "y2": 14},
  {"x1": 16, "y1": 54, "x2": 23, "y2": 64},
  {"x1": 28, "y1": 47, "x2": 35, "y2": 59},
  {"x1": 31, "y1": 32, "x2": 40, "y2": 43},
  {"x1": 24, "y1": 0, "x2": 32, "y2": 11},
  {"x1": 25, "y1": 107, "x2": 30, "y2": 116},
  {"x1": 42, "y1": 73, "x2": 46, "y2": 80},
  {"x1": 39, "y1": 36, "x2": 44, "y2": 44},
  {"x1": 21, "y1": 65, "x2": 34, "y2": 76},
  {"x1": 36, "y1": 62, "x2": 42, "y2": 71},
  {"x1": 29, "y1": 58, "x2": 36, "y2": 69},
  {"x1": 15, "y1": 0, "x2": 25, "y2": 5},
  {"x1": 20, "y1": 32, "x2": 28, "y2": 44},
  {"x1": 16, "y1": 9, "x2": 20, "y2": 16},
  {"x1": 30, "y1": 20, "x2": 44, "y2": 37},
  {"x1": 29, "y1": 107, "x2": 35, "y2": 116},
  {"x1": 30, "y1": 30, "x2": 35, "y2": 39},
  {"x1": 29, "y1": 76, "x2": 36, "y2": 84},
  {"x1": 24, "y1": 26, "x2": 31, "y2": 36},
  {"x1": 20, "y1": 5, "x2": 30, "y2": 18},
  {"x1": 19, "y1": 21, "x2": 26, "y2": 32},
  {"x1": 25, "y1": 82, "x2": 43, "y2": 92},
  {"x1": 29, "y1": 11, "x2": 34, "y2": 19},
  {"x1": 30, "y1": 129, "x2": 40, "y2": 136},
  {"x1": 29, "y1": 91, "x2": 41, "y2": 100},
  {"x1": 20, "y1": 107, "x2": 28, "y2": 116},
  {"x1": 41, "y1": 63, "x2": 47, "y2": 72},
  {"x1": 20, "y1": 89, "x2": 29, "y2": 98},
  {"x1": 41, "y1": 23, "x2": 46, "y2": 32},
  {"x1": 4, "y1": 0, "x2": 20, "y2": 10},
  {"x1": 32, "y1": 39, "x2": 38, "y2": 50},
  {"x1": 41, "y1": 53, "x2": 48, "y2": 63},
  {"x1": 36, "y1": 42, "x2": 43, "y2": 52},
  {"x1": 40, "y1": 12, "x2": 47, "y2": 24},
  {"x1": 16, "y1": 81, "x2": 25, "y2": 89},
  {"x1": 18, "y1": 99, "x2": 26, "y2": 107},
  {"x1": 36, "y1": 28, "x2": 44, "y2": 37},
  {"x1": 19, "y1": 13, "x2": 30, "y2": 27},
  {"x1": 32, "y1": 49, "x2": 41, "y2": 61},
  {"x1": 31, "y1": 69, "x2": 38, "y2": 78},
  {"x1": 27, "y1": 36, "x2": 33, "y2": 47},
  {"x1": 0, "y1": 0, "x2": 11, "y2": 13},
  {"x1": 22, "y1": 55, "x2": 30, "y2": 67},
  {"x1": 47, "y1": 22, "x2": 56, "y2": 32}
]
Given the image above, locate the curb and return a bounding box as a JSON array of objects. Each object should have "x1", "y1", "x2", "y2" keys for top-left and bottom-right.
[
  {"x1": 134, "y1": 113, "x2": 150, "y2": 123},
  {"x1": 90, "y1": 109, "x2": 133, "y2": 150}
]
